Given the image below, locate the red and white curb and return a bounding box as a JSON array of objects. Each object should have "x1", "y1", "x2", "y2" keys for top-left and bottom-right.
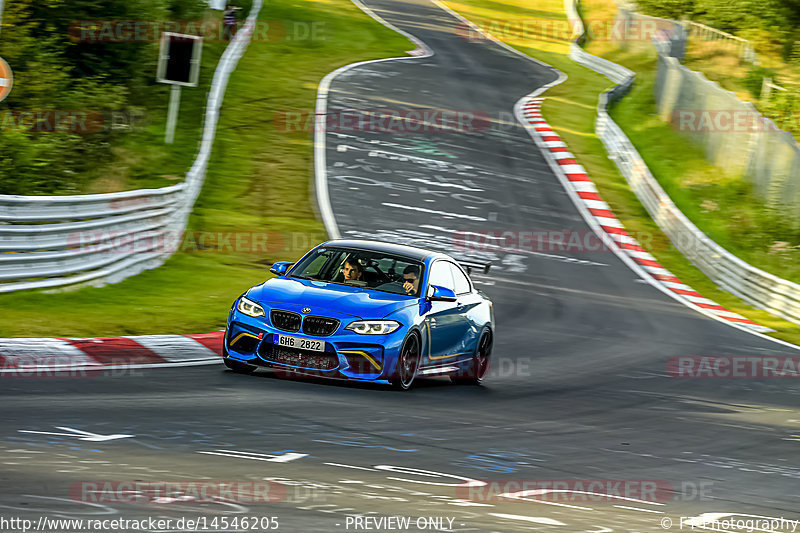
[
  {"x1": 0, "y1": 331, "x2": 223, "y2": 374},
  {"x1": 519, "y1": 96, "x2": 771, "y2": 333}
]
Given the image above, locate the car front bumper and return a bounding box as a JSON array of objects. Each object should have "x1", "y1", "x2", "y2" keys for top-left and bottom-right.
[{"x1": 224, "y1": 311, "x2": 406, "y2": 381}]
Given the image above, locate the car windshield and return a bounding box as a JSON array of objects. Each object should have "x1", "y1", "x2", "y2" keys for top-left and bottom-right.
[{"x1": 287, "y1": 247, "x2": 425, "y2": 297}]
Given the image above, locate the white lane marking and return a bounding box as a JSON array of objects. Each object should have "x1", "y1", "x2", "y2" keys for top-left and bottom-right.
[
  {"x1": 336, "y1": 144, "x2": 452, "y2": 166},
  {"x1": 498, "y1": 491, "x2": 593, "y2": 511},
  {"x1": 381, "y1": 203, "x2": 487, "y2": 221},
  {"x1": 408, "y1": 178, "x2": 483, "y2": 191},
  {"x1": 324, "y1": 462, "x2": 376, "y2": 471},
  {"x1": 198, "y1": 450, "x2": 307, "y2": 463},
  {"x1": 488, "y1": 513, "x2": 566, "y2": 525},
  {"x1": 325, "y1": 462, "x2": 488, "y2": 491},
  {"x1": 313, "y1": 0, "x2": 433, "y2": 239},
  {"x1": 19, "y1": 427, "x2": 134, "y2": 442},
  {"x1": 613, "y1": 505, "x2": 663, "y2": 513},
  {"x1": 126, "y1": 335, "x2": 218, "y2": 362},
  {"x1": 420, "y1": 225, "x2": 503, "y2": 241}
]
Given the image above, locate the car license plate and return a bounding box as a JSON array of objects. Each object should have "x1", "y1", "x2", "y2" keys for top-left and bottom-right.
[{"x1": 275, "y1": 334, "x2": 324, "y2": 352}]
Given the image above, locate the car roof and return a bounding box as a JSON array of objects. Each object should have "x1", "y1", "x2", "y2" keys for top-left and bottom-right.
[{"x1": 320, "y1": 239, "x2": 442, "y2": 262}]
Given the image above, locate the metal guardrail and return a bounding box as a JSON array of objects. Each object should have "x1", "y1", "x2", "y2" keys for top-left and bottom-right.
[
  {"x1": 565, "y1": 0, "x2": 800, "y2": 326},
  {"x1": 683, "y1": 20, "x2": 757, "y2": 64},
  {"x1": 0, "y1": 1, "x2": 262, "y2": 294}
]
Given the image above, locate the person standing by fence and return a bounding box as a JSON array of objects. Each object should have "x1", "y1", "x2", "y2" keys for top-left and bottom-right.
[{"x1": 223, "y1": 4, "x2": 241, "y2": 41}]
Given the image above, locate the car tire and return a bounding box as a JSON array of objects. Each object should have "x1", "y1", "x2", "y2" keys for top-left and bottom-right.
[
  {"x1": 390, "y1": 333, "x2": 421, "y2": 391},
  {"x1": 451, "y1": 329, "x2": 492, "y2": 385},
  {"x1": 223, "y1": 357, "x2": 257, "y2": 375}
]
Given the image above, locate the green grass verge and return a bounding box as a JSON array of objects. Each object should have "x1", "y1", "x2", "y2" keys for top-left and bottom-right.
[
  {"x1": 83, "y1": 9, "x2": 228, "y2": 194},
  {"x1": 443, "y1": 0, "x2": 800, "y2": 344},
  {"x1": 0, "y1": 0, "x2": 411, "y2": 337}
]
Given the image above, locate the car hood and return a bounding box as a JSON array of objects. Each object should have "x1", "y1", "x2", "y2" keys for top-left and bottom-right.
[{"x1": 247, "y1": 277, "x2": 416, "y2": 319}]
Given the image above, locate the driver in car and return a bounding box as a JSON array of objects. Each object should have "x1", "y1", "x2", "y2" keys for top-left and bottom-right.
[
  {"x1": 402, "y1": 265, "x2": 420, "y2": 296},
  {"x1": 342, "y1": 255, "x2": 363, "y2": 281}
]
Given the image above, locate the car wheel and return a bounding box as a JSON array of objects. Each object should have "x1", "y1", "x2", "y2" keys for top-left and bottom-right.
[
  {"x1": 451, "y1": 329, "x2": 492, "y2": 385},
  {"x1": 224, "y1": 357, "x2": 257, "y2": 374},
  {"x1": 390, "y1": 333, "x2": 421, "y2": 391}
]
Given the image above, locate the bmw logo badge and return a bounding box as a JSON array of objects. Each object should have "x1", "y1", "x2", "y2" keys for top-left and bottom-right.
[{"x1": 301, "y1": 307, "x2": 311, "y2": 314}]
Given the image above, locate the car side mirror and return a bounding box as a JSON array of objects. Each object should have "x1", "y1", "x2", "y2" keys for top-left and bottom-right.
[
  {"x1": 269, "y1": 261, "x2": 294, "y2": 276},
  {"x1": 427, "y1": 285, "x2": 457, "y2": 302}
]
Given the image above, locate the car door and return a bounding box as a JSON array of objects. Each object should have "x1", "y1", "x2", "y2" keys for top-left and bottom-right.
[
  {"x1": 449, "y1": 262, "x2": 482, "y2": 354},
  {"x1": 425, "y1": 260, "x2": 471, "y2": 362}
]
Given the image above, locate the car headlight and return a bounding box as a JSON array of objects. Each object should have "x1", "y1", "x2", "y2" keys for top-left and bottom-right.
[
  {"x1": 345, "y1": 320, "x2": 401, "y2": 335},
  {"x1": 237, "y1": 296, "x2": 265, "y2": 318}
]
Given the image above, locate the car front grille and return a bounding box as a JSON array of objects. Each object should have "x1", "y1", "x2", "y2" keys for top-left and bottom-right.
[
  {"x1": 270, "y1": 310, "x2": 301, "y2": 332},
  {"x1": 260, "y1": 344, "x2": 338, "y2": 370},
  {"x1": 302, "y1": 316, "x2": 340, "y2": 336}
]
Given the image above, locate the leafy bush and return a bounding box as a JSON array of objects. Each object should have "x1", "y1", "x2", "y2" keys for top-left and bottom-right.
[
  {"x1": 0, "y1": 0, "x2": 206, "y2": 195},
  {"x1": 743, "y1": 65, "x2": 776, "y2": 98}
]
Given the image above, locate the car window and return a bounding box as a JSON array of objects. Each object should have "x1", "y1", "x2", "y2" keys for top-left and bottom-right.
[
  {"x1": 449, "y1": 263, "x2": 472, "y2": 294},
  {"x1": 302, "y1": 253, "x2": 329, "y2": 275},
  {"x1": 288, "y1": 247, "x2": 425, "y2": 296},
  {"x1": 428, "y1": 261, "x2": 455, "y2": 292}
]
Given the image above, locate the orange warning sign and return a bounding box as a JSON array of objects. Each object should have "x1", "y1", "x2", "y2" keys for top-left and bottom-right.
[{"x1": 0, "y1": 58, "x2": 13, "y2": 103}]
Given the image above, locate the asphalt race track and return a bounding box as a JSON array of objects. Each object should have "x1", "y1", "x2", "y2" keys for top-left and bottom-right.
[{"x1": 2, "y1": 0, "x2": 800, "y2": 531}]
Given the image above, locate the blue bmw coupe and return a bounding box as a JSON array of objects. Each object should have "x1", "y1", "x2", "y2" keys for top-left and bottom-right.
[{"x1": 223, "y1": 240, "x2": 494, "y2": 390}]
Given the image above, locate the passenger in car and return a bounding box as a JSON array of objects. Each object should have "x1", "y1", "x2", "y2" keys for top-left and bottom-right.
[{"x1": 342, "y1": 255, "x2": 363, "y2": 281}]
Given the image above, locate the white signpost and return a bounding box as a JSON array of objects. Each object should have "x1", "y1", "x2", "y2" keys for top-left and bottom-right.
[{"x1": 157, "y1": 32, "x2": 203, "y2": 144}]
